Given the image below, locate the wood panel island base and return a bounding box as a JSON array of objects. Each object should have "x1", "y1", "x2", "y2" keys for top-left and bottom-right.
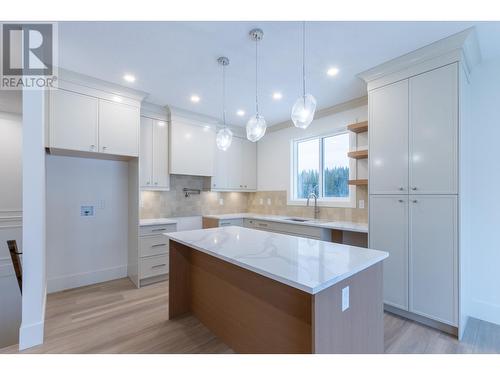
[{"x1": 166, "y1": 227, "x2": 388, "y2": 354}]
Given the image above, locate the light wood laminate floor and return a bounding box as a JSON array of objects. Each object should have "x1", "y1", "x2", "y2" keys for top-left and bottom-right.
[{"x1": 1, "y1": 278, "x2": 499, "y2": 354}]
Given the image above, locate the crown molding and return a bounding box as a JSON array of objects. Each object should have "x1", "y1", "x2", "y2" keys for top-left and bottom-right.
[
  {"x1": 140, "y1": 101, "x2": 169, "y2": 121},
  {"x1": 267, "y1": 95, "x2": 368, "y2": 134},
  {"x1": 357, "y1": 27, "x2": 481, "y2": 90}
]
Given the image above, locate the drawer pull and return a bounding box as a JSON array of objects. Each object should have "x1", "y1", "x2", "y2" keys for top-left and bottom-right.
[
  {"x1": 151, "y1": 228, "x2": 167, "y2": 232},
  {"x1": 151, "y1": 243, "x2": 167, "y2": 247},
  {"x1": 258, "y1": 223, "x2": 268, "y2": 227},
  {"x1": 151, "y1": 264, "x2": 167, "y2": 269}
]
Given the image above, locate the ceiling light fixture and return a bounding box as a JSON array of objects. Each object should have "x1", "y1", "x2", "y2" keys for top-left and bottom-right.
[
  {"x1": 216, "y1": 56, "x2": 233, "y2": 151},
  {"x1": 123, "y1": 74, "x2": 136, "y2": 83},
  {"x1": 246, "y1": 28, "x2": 267, "y2": 143},
  {"x1": 291, "y1": 22, "x2": 317, "y2": 129},
  {"x1": 273, "y1": 92, "x2": 283, "y2": 100},
  {"x1": 190, "y1": 95, "x2": 200, "y2": 103},
  {"x1": 327, "y1": 67, "x2": 339, "y2": 76},
  {"x1": 236, "y1": 110, "x2": 245, "y2": 117}
]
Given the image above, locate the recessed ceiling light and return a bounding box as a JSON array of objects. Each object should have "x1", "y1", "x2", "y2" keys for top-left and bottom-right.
[
  {"x1": 327, "y1": 67, "x2": 339, "y2": 77},
  {"x1": 112, "y1": 96, "x2": 123, "y2": 103},
  {"x1": 236, "y1": 110, "x2": 245, "y2": 117},
  {"x1": 272, "y1": 92, "x2": 283, "y2": 100},
  {"x1": 123, "y1": 74, "x2": 136, "y2": 83},
  {"x1": 158, "y1": 121, "x2": 166, "y2": 127},
  {"x1": 190, "y1": 95, "x2": 200, "y2": 103}
]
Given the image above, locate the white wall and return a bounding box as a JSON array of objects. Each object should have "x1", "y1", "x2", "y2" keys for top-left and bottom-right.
[
  {"x1": 467, "y1": 56, "x2": 500, "y2": 326},
  {"x1": 46, "y1": 155, "x2": 129, "y2": 292},
  {"x1": 0, "y1": 109, "x2": 22, "y2": 349},
  {"x1": 20, "y1": 89, "x2": 46, "y2": 350},
  {"x1": 257, "y1": 104, "x2": 368, "y2": 192}
]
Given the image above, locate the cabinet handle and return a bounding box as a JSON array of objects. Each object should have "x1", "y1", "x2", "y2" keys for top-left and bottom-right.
[
  {"x1": 412, "y1": 200, "x2": 418, "y2": 203},
  {"x1": 154, "y1": 182, "x2": 158, "y2": 185},
  {"x1": 151, "y1": 264, "x2": 167, "y2": 269},
  {"x1": 213, "y1": 184, "x2": 216, "y2": 187},
  {"x1": 258, "y1": 223, "x2": 268, "y2": 227},
  {"x1": 146, "y1": 181, "x2": 150, "y2": 185},
  {"x1": 151, "y1": 228, "x2": 167, "y2": 232},
  {"x1": 90, "y1": 145, "x2": 96, "y2": 151},
  {"x1": 411, "y1": 186, "x2": 417, "y2": 191},
  {"x1": 398, "y1": 199, "x2": 404, "y2": 203},
  {"x1": 151, "y1": 243, "x2": 167, "y2": 247},
  {"x1": 398, "y1": 186, "x2": 404, "y2": 191},
  {"x1": 102, "y1": 146, "x2": 107, "y2": 151}
]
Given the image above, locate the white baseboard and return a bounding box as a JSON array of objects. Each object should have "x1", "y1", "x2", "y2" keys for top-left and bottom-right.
[
  {"x1": 469, "y1": 298, "x2": 500, "y2": 326},
  {"x1": 19, "y1": 320, "x2": 44, "y2": 351},
  {"x1": 47, "y1": 265, "x2": 127, "y2": 293}
]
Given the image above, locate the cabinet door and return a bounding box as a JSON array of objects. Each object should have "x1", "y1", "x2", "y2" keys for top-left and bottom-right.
[
  {"x1": 213, "y1": 143, "x2": 230, "y2": 189},
  {"x1": 241, "y1": 139, "x2": 257, "y2": 190},
  {"x1": 170, "y1": 119, "x2": 216, "y2": 176},
  {"x1": 409, "y1": 63, "x2": 458, "y2": 194},
  {"x1": 49, "y1": 89, "x2": 98, "y2": 152},
  {"x1": 409, "y1": 195, "x2": 457, "y2": 325},
  {"x1": 152, "y1": 119, "x2": 169, "y2": 189},
  {"x1": 139, "y1": 117, "x2": 153, "y2": 188},
  {"x1": 98, "y1": 100, "x2": 140, "y2": 157},
  {"x1": 369, "y1": 80, "x2": 409, "y2": 194},
  {"x1": 369, "y1": 195, "x2": 409, "y2": 310},
  {"x1": 227, "y1": 137, "x2": 243, "y2": 189}
]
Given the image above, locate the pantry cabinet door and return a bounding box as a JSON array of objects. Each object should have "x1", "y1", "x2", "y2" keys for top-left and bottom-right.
[
  {"x1": 152, "y1": 119, "x2": 169, "y2": 189},
  {"x1": 139, "y1": 117, "x2": 153, "y2": 188},
  {"x1": 369, "y1": 195, "x2": 409, "y2": 310},
  {"x1": 409, "y1": 63, "x2": 458, "y2": 194},
  {"x1": 369, "y1": 80, "x2": 409, "y2": 194},
  {"x1": 99, "y1": 100, "x2": 140, "y2": 157},
  {"x1": 50, "y1": 89, "x2": 98, "y2": 152},
  {"x1": 241, "y1": 139, "x2": 257, "y2": 190},
  {"x1": 409, "y1": 195, "x2": 457, "y2": 326}
]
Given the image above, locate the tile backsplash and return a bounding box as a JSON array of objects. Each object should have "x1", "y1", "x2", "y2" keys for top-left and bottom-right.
[{"x1": 141, "y1": 175, "x2": 368, "y2": 223}]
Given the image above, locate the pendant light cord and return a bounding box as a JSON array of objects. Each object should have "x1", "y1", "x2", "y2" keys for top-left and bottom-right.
[
  {"x1": 222, "y1": 63, "x2": 226, "y2": 126},
  {"x1": 255, "y1": 38, "x2": 259, "y2": 115},
  {"x1": 302, "y1": 21, "x2": 306, "y2": 103}
]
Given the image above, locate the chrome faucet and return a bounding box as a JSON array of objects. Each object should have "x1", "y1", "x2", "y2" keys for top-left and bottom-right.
[{"x1": 306, "y1": 192, "x2": 320, "y2": 219}]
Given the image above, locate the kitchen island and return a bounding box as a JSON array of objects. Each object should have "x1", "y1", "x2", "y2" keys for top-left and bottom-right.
[{"x1": 165, "y1": 226, "x2": 388, "y2": 354}]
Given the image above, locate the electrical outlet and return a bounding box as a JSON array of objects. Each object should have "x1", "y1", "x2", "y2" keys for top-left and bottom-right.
[
  {"x1": 342, "y1": 286, "x2": 350, "y2": 312},
  {"x1": 267, "y1": 198, "x2": 272, "y2": 205},
  {"x1": 98, "y1": 200, "x2": 105, "y2": 209},
  {"x1": 80, "y1": 205, "x2": 95, "y2": 217},
  {"x1": 359, "y1": 199, "x2": 365, "y2": 209},
  {"x1": 219, "y1": 198, "x2": 224, "y2": 206},
  {"x1": 259, "y1": 198, "x2": 264, "y2": 205}
]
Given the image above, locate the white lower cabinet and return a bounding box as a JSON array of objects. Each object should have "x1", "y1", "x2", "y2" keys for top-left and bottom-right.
[
  {"x1": 369, "y1": 196, "x2": 409, "y2": 310},
  {"x1": 136, "y1": 223, "x2": 176, "y2": 287},
  {"x1": 370, "y1": 194, "x2": 458, "y2": 326},
  {"x1": 409, "y1": 195, "x2": 457, "y2": 325}
]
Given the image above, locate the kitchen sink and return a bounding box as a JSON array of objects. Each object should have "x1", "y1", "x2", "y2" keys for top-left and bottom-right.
[{"x1": 285, "y1": 218, "x2": 312, "y2": 223}]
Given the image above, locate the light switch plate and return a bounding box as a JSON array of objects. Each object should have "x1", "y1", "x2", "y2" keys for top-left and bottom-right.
[
  {"x1": 80, "y1": 205, "x2": 95, "y2": 217},
  {"x1": 259, "y1": 198, "x2": 264, "y2": 205},
  {"x1": 219, "y1": 198, "x2": 224, "y2": 206},
  {"x1": 342, "y1": 286, "x2": 350, "y2": 312},
  {"x1": 359, "y1": 200, "x2": 365, "y2": 209},
  {"x1": 267, "y1": 198, "x2": 272, "y2": 205}
]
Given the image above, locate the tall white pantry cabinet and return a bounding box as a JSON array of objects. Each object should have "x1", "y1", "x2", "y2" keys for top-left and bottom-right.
[{"x1": 359, "y1": 28, "x2": 480, "y2": 338}]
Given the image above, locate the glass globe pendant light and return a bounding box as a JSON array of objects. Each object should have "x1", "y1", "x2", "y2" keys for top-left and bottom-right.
[
  {"x1": 291, "y1": 22, "x2": 317, "y2": 129},
  {"x1": 216, "y1": 56, "x2": 233, "y2": 151},
  {"x1": 246, "y1": 28, "x2": 267, "y2": 142}
]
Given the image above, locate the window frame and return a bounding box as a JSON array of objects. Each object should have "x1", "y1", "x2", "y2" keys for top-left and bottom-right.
[{"x1": 289, "y1": 130, "x2": 357, "y2": 208}]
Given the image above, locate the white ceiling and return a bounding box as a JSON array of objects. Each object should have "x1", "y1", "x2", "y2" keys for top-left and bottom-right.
[{"x1": 58, "y1": 21, "x2": 500, "y2": 126}]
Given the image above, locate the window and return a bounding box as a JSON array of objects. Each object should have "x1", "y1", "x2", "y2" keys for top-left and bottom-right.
[{"x1": 291, "y1": 132, "x2": 354, "y2": 207}]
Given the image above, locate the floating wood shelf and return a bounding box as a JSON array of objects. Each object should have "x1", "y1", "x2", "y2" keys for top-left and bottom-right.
[
  {"x1": 348, "y1": 150, "x2": 368, "y2": 159},
  {"x1": 348, "y1": 179, "x2": 368, "y2": 186},
  {"x1": 347, "y1": 121, "x2": 368, "y2": 133}
]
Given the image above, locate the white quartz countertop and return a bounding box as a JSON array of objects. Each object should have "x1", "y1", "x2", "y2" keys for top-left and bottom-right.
[
  {"x1": 140, "y1": 218, "x2": 178, "y2": 226},
  {"x1": 166, "y1": 226, "x2": 387, "y2": 294},
  {"x1": 203, "y1": 213, "x2": 368, "y2": 233}
]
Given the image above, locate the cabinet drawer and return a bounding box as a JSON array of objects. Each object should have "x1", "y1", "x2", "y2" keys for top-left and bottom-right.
[
  {"x1": 140, "y1": 254, "x2": 169, "y2": 279},
  {"x1": 219, "y1": 218, "x2": 244, "y2": 227},
  {"x1": 139, "y1": 235, "x2": 169, "y2": 257},
  {"x1": 139, "y1": 223, "x2": 176, "y2": 236},
  {"x1": 246, "y1": 219, "x2": 322, "y2": 239}
]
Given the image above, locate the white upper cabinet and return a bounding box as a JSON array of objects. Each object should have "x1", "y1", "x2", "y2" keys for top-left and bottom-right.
[
  {"x1": 212, "y1": 136, "x2": 257, "y2": 191},
  {"x1": 170, "y1": 117, "x2": 216, "y2": 176},
  {"x1": 369, "y1": 195, "x2": 409, "y2": 310},
  {"x1": 409, "y1": 195, "x2": 457, "y2": 325},
  {"x1": 98, "y1": 100, "x2": 140, "y2": 157},
  {"x1": 139, "y1": 117, "x2": 154, "y2": 187},
  {"x1": 369, "y1": 79, "x2": 409, "y2": 194},
  {"x1": 49, "y1": 89, "x2": 98, "y2": 153},
  {"x1": 409, "y1": 63, "x2": 458, "y2": 194},
  {"x1": 140, "y1": 117, "x2": 169, "y2": 190}
]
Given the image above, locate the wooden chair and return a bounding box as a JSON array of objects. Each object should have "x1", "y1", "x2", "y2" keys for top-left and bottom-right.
[{"x1": 7, "y1": 240, "x2": 22, "y2": 294}]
